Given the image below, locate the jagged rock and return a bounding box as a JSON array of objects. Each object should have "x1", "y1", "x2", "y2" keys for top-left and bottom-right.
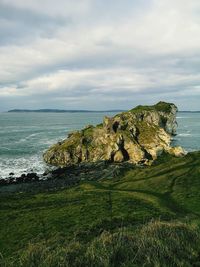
[
  {"x1": 113, "y1": 150, "x2": 124, "y2": 162},
  {"x1": 43, "y1": 101, "x2": 185, "y2": 167},
  {"x1": 167, "y1": 146, "x2": 185, "y2": 157}
]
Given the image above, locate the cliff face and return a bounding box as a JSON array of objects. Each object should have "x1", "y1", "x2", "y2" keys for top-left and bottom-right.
[{"x1": 43, "y1": 102, "x2": 185, "y2": 167}]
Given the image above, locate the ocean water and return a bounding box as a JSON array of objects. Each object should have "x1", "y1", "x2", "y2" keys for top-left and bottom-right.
[
  {"x1": 172, "y1": 112, "x2": 200, "y2": 151},
  {"x1": 0, "y1": 112, "x2": 116, "y2": 179},
  {"x1": 0, "y1": 112, "x2": 199, "y2": 179}
]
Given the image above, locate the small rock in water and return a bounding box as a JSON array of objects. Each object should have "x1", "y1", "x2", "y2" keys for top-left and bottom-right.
[
  {"x1": 16, "y1": 175, "x2": 25, "y2": 183},
  {"x1": 26, "y1": 172, "x2": 38, "y2": 179},
  {"x1": 8, "y1": 177, "x2": 15, "y2": 184},
  {"x1": 42, "y1": 170, "x2": 50, "y2": 176},
  {"x1": 0, "y1": 179, "x2": 7, "y2": 186},
  {"x1": 26, "y1": 173, "x2": 39, "y2": 182}
]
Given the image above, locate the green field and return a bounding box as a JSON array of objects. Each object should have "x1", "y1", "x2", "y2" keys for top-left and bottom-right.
[{"x1": 1, "y1": 151, "x2": 200, "y2": 266}]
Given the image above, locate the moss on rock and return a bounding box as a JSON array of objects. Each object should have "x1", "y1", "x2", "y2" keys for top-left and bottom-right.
[{"x1": 43, "y1": 102, "x2": 185, "y2": 167}]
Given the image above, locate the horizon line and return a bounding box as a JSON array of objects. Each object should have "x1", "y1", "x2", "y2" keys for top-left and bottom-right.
[{"x1": 2, "y1": 109, "x2": 200, "y2": 113}]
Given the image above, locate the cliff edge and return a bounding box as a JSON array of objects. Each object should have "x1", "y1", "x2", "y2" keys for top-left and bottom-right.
[{"x1": 43, "y1": 102, "x2": 185, "y2": 167}]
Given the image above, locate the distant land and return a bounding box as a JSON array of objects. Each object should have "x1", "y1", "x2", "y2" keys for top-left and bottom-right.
[
  {"x1": 7, "y1": 109, "x2": 125, "y2": 113},
  {"x1": 7, "y1": 109, "x2": 200, "y2": 113},
  {"x1": 179, "y1": 111, "x2": 200, "y2": 113}
]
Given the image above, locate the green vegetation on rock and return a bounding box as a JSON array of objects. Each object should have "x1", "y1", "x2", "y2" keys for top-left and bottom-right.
[
  {"x1": 43, "y1": 102, "x2": 185, "y2": 167},
  {"x1": 131, "y1": 101, "x2": 175, "y2": 113}
]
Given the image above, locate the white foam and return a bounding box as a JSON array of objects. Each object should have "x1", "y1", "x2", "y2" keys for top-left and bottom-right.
[
  {"x1": 38, "y1": 137, "x2": 65, "y2": 146},
  {"x1": 14, "y1": 133, "x2": 40, "y2": 144},
  {"x1": 0, "y1": 154, "x2": 48, "y2": 179},
  {"x1": 178, "y1": 133, "x2": 191, "y2": 137}
]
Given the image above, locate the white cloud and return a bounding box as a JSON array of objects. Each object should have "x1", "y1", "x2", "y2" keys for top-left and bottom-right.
[
  {"x1": 0, "y1": 0, "x2": 200, "y2": 110},
  {"x1": 2, "y1": 67, "x2": 200, "y2": 100}
]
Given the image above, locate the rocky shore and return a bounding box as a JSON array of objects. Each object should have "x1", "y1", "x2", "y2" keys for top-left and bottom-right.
[
  {"x1": 0, "y1": 161, "x2": 136, "y2": 193},
  {"x1": 0, "y1": 172, "x2": 41, "y2": 186},
  {"x1": 0, "y1": 101, "x2": 186, "y2": 190}
]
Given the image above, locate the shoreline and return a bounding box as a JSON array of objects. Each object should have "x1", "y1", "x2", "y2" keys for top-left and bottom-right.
[
  {"x1": 0, "y1": 146, "x2": 195, "y2": 188},
  {"x1": 0, "y1": 161, "x2": 136, "y2": 193},
  {"x1": 0, "y1": 150, "x2": 198, "y2": 192}
]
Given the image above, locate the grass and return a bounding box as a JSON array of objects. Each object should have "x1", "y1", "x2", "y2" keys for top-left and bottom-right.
[
  {"x1": 1, "y1": 151, "x2": 200, "y2": 266},
  {"x1": 131, "y1": 101, "x2": 175, "y2": 114},
  {"x1": 1, "y1": 220, "x2": 200, "y2": 267}
]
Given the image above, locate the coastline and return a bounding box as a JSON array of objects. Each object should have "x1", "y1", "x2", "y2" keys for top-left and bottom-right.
[
  {"x1": 1, "y1": 111, "x2": 200, "y2": 180},
  {"x1": 0, "y1": 161, "x2": 135, "y2": 193},
  {"x1": 1, "y1": 148, "x2": 199, "y2": 193}
]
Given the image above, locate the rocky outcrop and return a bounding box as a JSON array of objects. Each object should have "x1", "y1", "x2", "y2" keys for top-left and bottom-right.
[{"x1": 43, "y1": 102, "x2": 185, "y2": 167}]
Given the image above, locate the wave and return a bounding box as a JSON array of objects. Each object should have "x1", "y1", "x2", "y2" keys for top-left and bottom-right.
[
  {"x1": 178, "y1": 133, "x2": 192, "y2": 137},
  {"x1": 0, "y1": 154, "x2": 47, "y2": 179},
  {"x1": 0, "y1": 146, "x2": 13, "y2": 151},
  {"x1": 13, "y1": 133, "x2": 41, "y2": 144}
]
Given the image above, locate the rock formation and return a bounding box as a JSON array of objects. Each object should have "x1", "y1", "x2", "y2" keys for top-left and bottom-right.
[{"x1": 43, "y1": 102, "x2": 185, "y2": 167}]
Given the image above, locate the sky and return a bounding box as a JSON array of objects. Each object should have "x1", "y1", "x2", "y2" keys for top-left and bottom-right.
[{"x1": 0, "y1": 0, "x2": 200, "y2": 111}]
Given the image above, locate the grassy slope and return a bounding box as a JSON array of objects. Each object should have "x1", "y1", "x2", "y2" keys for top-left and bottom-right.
[{"x1": 1, "y1": 151, "x2": 200, "y2": 261}]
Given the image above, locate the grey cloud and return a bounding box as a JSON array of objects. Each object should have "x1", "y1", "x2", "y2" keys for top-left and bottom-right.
[
  {"x1": 0, "y1": 0, "x2": 200, "y2": 111},
  {"x1": 0, "y1": 3, "x2": 69, "y2": 45}
]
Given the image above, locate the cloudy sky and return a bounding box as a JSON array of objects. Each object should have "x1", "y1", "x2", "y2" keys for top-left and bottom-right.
[{"x1": 0, "y1": 0, "x2": 200, "y2": 111}]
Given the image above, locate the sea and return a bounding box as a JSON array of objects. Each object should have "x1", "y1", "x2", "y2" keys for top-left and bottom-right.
[{"x1": 0, "y1": 112, "x2": 200, "y2": 179}]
